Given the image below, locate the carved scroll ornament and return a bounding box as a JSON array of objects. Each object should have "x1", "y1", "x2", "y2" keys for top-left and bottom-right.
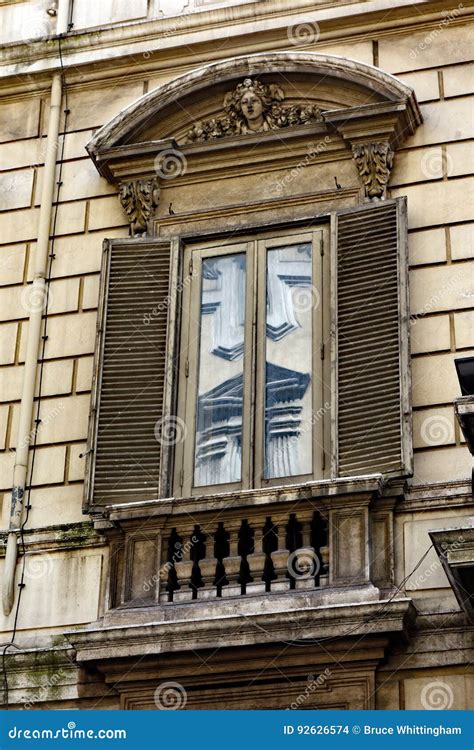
[
  {"x1": 351, "y1": 142, "x2": 394, "y2": 200},
  {"x1": 118, "y1": 178, "x2": 160, "y2": 235},
  {"x1": 186, "y1": 78, "x2": 323, "y2": 142}
]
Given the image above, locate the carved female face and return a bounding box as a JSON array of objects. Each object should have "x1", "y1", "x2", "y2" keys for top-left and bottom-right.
[{"x1": 240, "y1": 90, "x2": 264, "y2": 129}]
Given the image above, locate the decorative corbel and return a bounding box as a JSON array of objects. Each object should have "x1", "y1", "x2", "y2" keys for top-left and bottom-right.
[
  {"x1": 351, "y1": 141, "x2": 394, "y2": 200},
  {"x1": 118, "y1": 178, "x2": 160, "y2": 236}
]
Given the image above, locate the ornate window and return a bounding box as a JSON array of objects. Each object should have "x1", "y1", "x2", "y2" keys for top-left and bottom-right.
[
  {"x1": 174, "y1": 227, "x2": 328, "y2": 495},
  {"x1": 83, "y1": 52, "x2": 421, "y2": 512}
]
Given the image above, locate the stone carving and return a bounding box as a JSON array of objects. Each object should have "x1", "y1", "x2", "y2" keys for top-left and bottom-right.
[
  {"x1": 118, "y1": 178, "x2": 160, "y2": 235},
  {"x1": 351, "y1": 141, "x2": 394, "y2": 199},
  {"x1": 186, "y1": 78, "x2": 323, "y2": 142}
]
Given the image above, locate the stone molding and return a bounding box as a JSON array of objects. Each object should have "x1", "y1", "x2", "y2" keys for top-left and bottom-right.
[
  {"x1": 87, "y1": 51, "x2": 421, "y2": 160},
  {"x1": 66, "y1": 596, "x2": 415, "y2": 663},
  {"x1": 84, "y1": 54, "x2": 421, "y2": 231},
  {"x1": 352, "y1": 141, "x2": 394, "y2": 199},
  {"x1": 117, "y1": 177, "x2": 160, "y2": 236},
  {"x1": 100, "y1": 475, "x2": 384, "y2": 522},
  {"x1": 1, "y1": 3, "x2": 470, "y2": 82}
]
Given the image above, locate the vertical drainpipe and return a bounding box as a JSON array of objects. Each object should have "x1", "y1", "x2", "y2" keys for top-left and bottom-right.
[{"x1": 2, "y1": 0, "x2": 71, "y2": 616}]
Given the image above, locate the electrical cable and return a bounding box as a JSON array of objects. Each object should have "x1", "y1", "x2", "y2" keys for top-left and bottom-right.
[{"x1": 245, "y1": 544, "x2": 435, "y2": 648}]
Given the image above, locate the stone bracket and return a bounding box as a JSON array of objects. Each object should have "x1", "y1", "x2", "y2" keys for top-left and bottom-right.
[
  {"x1": 351, "y1": 141, "x2": 394, "y2": 200},
  {"x1": 323, "y1": 100, "x2": 418, "y2": 200},
  {"x1": 118, "y1": 177, "x2": 160, "y2": 236}
]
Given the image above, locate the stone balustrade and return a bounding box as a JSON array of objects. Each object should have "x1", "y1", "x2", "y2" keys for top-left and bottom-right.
[{"x1": 158, "y1": 510, "x2": 329, "y2": 603}]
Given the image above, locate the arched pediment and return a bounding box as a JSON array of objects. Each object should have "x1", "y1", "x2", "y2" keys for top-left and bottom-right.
[
  {"x1": 86, "y1": 52, "x2": 422, "y2": 235},
  {"x1": 87, "y1": 51, "x2": 421, "y2": 157}
]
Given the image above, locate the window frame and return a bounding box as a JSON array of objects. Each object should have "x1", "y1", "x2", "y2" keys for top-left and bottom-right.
[{"x1": 172, "y1": 223, "x2": 330, "y2": 497}]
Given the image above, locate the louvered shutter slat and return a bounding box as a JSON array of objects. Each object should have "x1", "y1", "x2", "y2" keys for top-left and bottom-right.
[
  {"x1": 85, "y1": 240, "x2": 173, "y2": 507},
  {"x1": 336, "y1": 198, "x2": 412, "y2": 478}
]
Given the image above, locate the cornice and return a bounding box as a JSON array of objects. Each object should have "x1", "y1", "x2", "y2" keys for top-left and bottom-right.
[
  {"x1": 0, "y1": 522, "x2": 103, "y2": 555},
  {"x1": 66, "y1": 595, "x2": 416, "y2": 662},
  {"x1": 81, "y1": 53, "x2": 421, "y2": 232},
  {"x1": 398, "y1": 480, "x2": 474, "y2": 513},
  {"x1": 0, "y1": 0, "x2": 473, "y2": 86},
  {"x1": 94, "y1": 475, "x2": 384, "y2": 524}
]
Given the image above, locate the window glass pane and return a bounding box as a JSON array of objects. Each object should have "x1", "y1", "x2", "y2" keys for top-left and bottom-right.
[
  {"x1": 265, "y1": 243, "x2": 313, "y2": 479},
  {"x1": 194, "y1": 253, "x2": 246, "y2": 486}
]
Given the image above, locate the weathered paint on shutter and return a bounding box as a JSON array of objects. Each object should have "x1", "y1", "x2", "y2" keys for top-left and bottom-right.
[
  {"x1": 84, "y1": 238, "x2": 177, "y2": 508},
  {"x1": 333, "y1": 197, "x2": 412, "y2": 478}
]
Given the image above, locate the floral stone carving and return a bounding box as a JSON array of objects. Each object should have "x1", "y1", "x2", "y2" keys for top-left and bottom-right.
[
  {"x1": 118, "y1": 178, "x2": 160, "y2": 235},
  {"x1": 351, "y1": 142, "x2": 394, "y2": 199},
  {"x1": 186, "y1": 78, "x2": 323, "y2": 142}
]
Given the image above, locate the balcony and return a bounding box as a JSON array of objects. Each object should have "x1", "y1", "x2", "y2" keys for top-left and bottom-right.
[
  {"x1": 66, "y1": 476, "x2": 415, "y2": 708},
  {"x1": 159, "y1": 510, "x2": 329, "y2": 604}
]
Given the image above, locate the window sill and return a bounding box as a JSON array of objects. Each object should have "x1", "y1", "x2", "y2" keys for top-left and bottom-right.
[{"x1": 97, "y1": 474, "x2": 385, "y2": 524}]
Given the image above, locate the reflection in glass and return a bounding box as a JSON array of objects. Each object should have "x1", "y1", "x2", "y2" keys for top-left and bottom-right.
[
  {"x1": 265, "y1": 243, "x2": 313, "y2": 479},
  {"x1": 194, "y1": 254, "x2": 246, "y2": 487}
]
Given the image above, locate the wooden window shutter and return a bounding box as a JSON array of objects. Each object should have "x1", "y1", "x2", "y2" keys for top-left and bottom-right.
[
  {"x1": 84, "y1": 238, "x2": 179, "y2": 509},
  {"x1": 333, "y1": 197, "x2": 412, "y2": 478}
]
